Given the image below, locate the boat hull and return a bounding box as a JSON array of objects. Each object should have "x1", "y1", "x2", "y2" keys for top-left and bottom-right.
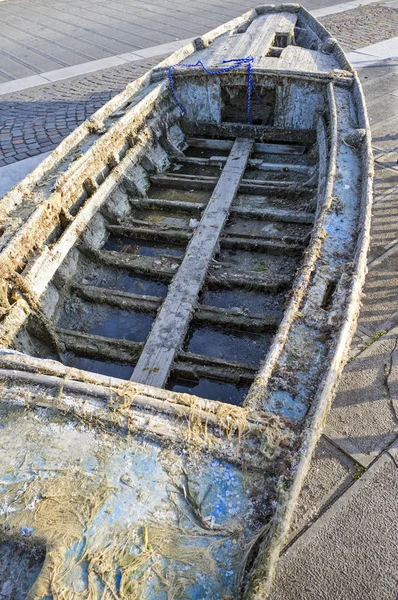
[{"x1": 0, "y1": 4, "x2": 372, "y2": 599}]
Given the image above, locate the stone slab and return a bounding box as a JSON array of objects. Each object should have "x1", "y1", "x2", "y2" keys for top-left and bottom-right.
[
  {"x1": 367, "y1": 179, "x2": 398, "y2": 261},
  {"x1": 269, "y1": 451, "x2": 398, "y2": 600},
  {"x1": 325, "y1": 328, "x2": 398, "y2": 466},
  {"x1": 288, "y1": 436, "x2": 356, "y2": 542}
]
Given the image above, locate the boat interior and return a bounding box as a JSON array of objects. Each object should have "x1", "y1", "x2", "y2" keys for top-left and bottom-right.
[{"x1": 14, "y1": 122, "x2": 317, "y2": 406}]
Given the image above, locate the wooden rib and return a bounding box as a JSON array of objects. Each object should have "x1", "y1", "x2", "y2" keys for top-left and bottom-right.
[
  {"x1": 131, "y1": 137, "x2": 254, "y2": 388},
  {"x1": 173, "y1": 353, "x2": 258, "y2": 384},
  {"x1": 90, "y1": 249, "x2": 180, "y2": 280},
  {"x1": 75, "y1": 285, "x2": 162, "y2": 313},
  {"x1": 130, "y1": 197, "x2": 314, "y2": 224},
  {"x1": 220, "y1": 236, "x2": 305, "y2": 256},
  {"x1": 74, "y1": 284, "x2": 277, "y2": 333},
  {"x1": 57, "y1": 328, "x2": 143, "y2": 362},
  {"x1": 150, "y1": 174, "x2": 314, "y2": 192},
  {"x1": 175, "y1": 156, "x2": 311, "y2": 174},
  {"x1": 187, "y1": 137, "x2": 307, "y2": 155},
  {"x1": 207, "y1": 271, "x2": 292, "y2": 292},
  {"x1": 194, "y1": 305, "x2": 278, "y2": 332},
  {"x1": 184, "y1": 123, "x2": 317, "y2": 144},
  {"x1": 230, "y1": 205, "x2": 314, "y2": 224},
  {"x1": 129, "y1": 198, "x2": 206, "y2": 212},
  {"x1": 107, "y1": 223, "x2": 191, "y2": 244}
]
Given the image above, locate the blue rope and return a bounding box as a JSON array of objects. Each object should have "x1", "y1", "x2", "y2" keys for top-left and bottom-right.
[{"x1": 168, "y1": 56, "x2": 262, "y2": 125}]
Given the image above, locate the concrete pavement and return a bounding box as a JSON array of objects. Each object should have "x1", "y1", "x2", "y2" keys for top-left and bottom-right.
[{"x1": 268, "y1": 50, "x2": 398, "y2": 599}]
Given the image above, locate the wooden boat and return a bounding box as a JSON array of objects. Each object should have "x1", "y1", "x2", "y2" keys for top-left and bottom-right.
[{"x1": 0, "y1": 4, "x2": 372, "y2": 599}]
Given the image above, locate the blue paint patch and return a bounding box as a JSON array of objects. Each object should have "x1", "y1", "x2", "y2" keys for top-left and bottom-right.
[{"x1": 265, "y1": 389, "x2": 307, "y2": 421}]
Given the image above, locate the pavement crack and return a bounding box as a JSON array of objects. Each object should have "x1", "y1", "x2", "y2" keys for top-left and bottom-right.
[
  {"x1": 387, "y1": 449, "x2": 398, "y2": 470},
  {"x1": 383, "y1": 336, "x2": 398, "y2": 426}
]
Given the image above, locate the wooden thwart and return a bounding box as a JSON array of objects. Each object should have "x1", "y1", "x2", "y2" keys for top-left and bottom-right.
[
  {"x1": 131, "y1": 137, "x2": 254, "y2": 388},
  {"x1": 186, "y1": 137, "x2": 307, "y2": 155}
]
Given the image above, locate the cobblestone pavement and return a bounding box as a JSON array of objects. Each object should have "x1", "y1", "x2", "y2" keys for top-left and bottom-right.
[
  {"x1": 1, "y1": 4, "x2": 398, "y2": 167},
  {"x1": 0, "y1": 57, "x2": 163, "y2": 166},
  {"x1": 321, "y1": 4, "x2": 398, "y2": 51}
]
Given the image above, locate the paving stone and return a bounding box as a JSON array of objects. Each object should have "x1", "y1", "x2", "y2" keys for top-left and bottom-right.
[
  {"x1": 368, "y1": 184, "x2": 398, "y2": 260},
  {"x1": 367, "y1": 92, "x2": 398, "y2": 127},
  {"x1": 358, "y1": 242, "x2": 398, "y2": 336},
  {"x1": 371, "y1": 114, "x2": 398, "y2": 153},
  {"x1": 373, "y1": 164, "x2": 398, "y2": 198},
  {"x1": 325, "y1": 328, "x2": 398, "y2": 466},
  {"x1": 360, "y1": 70, "x2": 398, "y2": 103},
  {"x1": 375, "y1": 150, "x2": 398, "y2": 170},
  {"x1": 269, "y1": 452, "x2": 398, "y2": 600},
  {"x1": 289, "y1": 436, "x2": 356, "y2": 541}
]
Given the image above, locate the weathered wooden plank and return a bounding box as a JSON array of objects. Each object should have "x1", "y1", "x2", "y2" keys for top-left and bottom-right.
[
  {"x1": 131, "y1": 138, "x2": 254, "y2": 388},
  {"x1": 184, "y1": 123, "x2": 317, "y2": 144},
  {"x1": 173, "y1": 352, "x2": 258, "y2": 384},
  {"x1": 206, "y1": 271, "x2": 292, "y2": 292},
  {"x1": 187, "y1": 137, "x2": 307, "y2": 155},
  {"x1": 221, "y1": 235, "x2": 305, "y2": 256},
  {"x1": 230, "y1": 205, "x2": 314, "y2": 224},
  {"x1": 107, "y1": 223, "x2": 191, "y2": 244},
  {"x1": 129, "y1": 198, "x2": 206, "y2": 213},
  {"x1": 56, "y1": 328, "x2": 143, "y2": 363},
  {"x1": 75, "y1": 285, "x2": 162, "y2": 313},
  {"x1": 150, "y1": 173, "x2": 313, "y2": 193},
  {"x1": 74, "y1": 284, "x2": 276, "y2": 332},
  {"x1": 194, "y1": 305, "x2": 278, "y2": 332},
  {"x1": 175, "y1": 156, "x2": 311, "y2": 174},
  {"x1": 91, "y1": 249, "x2": 180, "y2": 280},
  {"x1": 207, "y1": 13, "x2": 297, "y2": 66}
]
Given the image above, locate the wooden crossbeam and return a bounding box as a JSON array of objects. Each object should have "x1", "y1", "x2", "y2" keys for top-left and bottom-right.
[
  {"x1": 57, "y1": 328, "x2": 143, "y2": 363},
  {"x1": 129, "y1": 198, "x2": 206, "y2": 213},
  {"x1": 74, "y1": 284, "x2": 277, "y2": 332},
  {"x1": 187, "y1": 137, "x2": 307, "y2": 155},
  {"x1": 130, "y1": 198, "x2": 314, "y2": 224},
  {"x1": 107, "y1": 223, "x2": 191, "y2": 244},
  {"x1": 131, "y1": 138, "x2": 254, "y2": 388},
  {"x1": 90, "y1": 249, "x2": 180, "y2": 280},
  {"x1": 184, "y1": 123, "x2": 317, "y2": 144},
  {"x1": 175, "y1": 156, "x2": 311, "y2": 174}
]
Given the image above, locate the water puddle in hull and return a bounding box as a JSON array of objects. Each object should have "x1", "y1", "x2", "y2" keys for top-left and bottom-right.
[
  {"x1": 201, "y1": 289, "x2": 286, "y2": 319},
  {"x1": 185, "y1": 325, "x2": 273, "y2": 366},
  {"x1": 64, "y1": 352, "x2": 134, "y2": 379},
  {"x1": 0, "y1": 540, "x2": 45, "y2": 600},
  {"x1": 81, "y1": 264, "x2": 168, "y2": 297},
  {"x1": 104, "y1": 235, "x2": 184, "y2": 258},
  {"x1": 58, "y1": 299, "x2": 154, "y2": 343},
  {"x1": 167, "y1": 376, "x2": 249, "y2": 406}
]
